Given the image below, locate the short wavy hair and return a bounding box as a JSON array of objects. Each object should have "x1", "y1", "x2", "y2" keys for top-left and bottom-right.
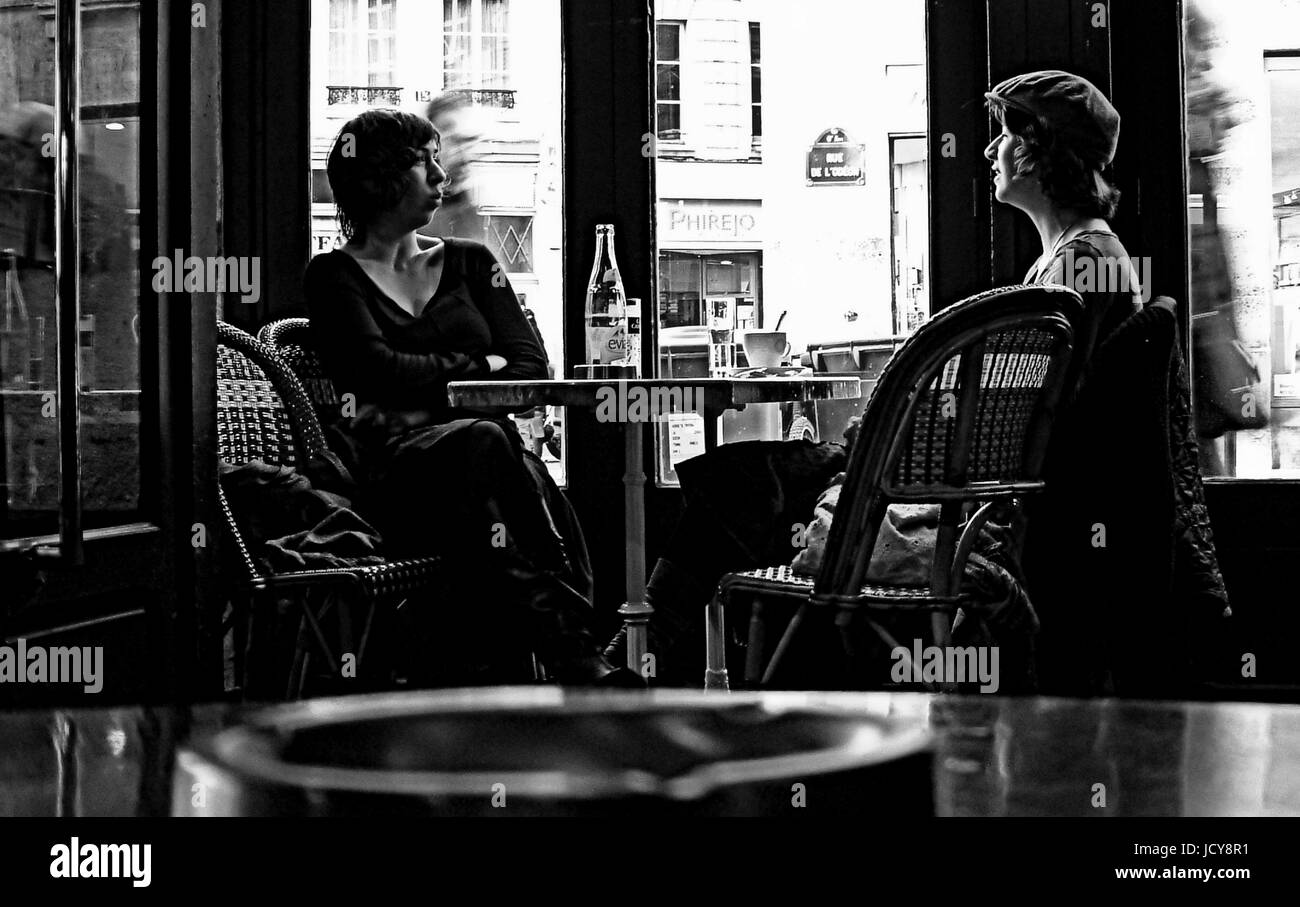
[
  {"x1": 326, "y1": 109, "x2": 439, "y2": 242},
  {"x1": 988, "y1": 101, "x2": 1120, "y2": 220}
]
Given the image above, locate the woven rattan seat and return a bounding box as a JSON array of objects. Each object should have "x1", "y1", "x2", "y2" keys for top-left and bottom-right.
[
  {"x1": 726, "y1": 565, "x2": 963, "y2": 605},
  {"x1": 704, "y1": 284, "x2": 1084, "y2": 692},
  {"x1": 217, "y1": 321, "x2": 441, "y2": 699}
]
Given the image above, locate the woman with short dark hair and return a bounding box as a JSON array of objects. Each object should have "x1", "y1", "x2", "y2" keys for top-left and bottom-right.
[{"x1": 304, "y1": 108, "x2": 635, "y2": 686}]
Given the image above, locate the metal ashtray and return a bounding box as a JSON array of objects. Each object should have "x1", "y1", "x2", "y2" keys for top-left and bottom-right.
[{"x1": 173, "y1": 688, "x2": 934, "y2": 816}]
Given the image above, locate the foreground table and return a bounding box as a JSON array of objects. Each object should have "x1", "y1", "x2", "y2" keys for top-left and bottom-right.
[
  {"x1": 447, "y1": 377, "x2": 862, "y2": 678},
  {"x1": 2, "y1": 692, "x2": 1299, "y2": 816}
]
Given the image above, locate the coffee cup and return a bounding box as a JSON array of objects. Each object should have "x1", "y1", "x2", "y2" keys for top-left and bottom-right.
[{"x1": 741, "y1": 331, "x2": 791, "y2": 368}]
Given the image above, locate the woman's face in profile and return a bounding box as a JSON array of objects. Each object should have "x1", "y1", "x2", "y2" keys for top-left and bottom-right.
[
  {"x1": 984, "y1": 124, "x2": 1032, "y2": 207},
  {"x1": 391, "y1": 137, "x2": 447, "y2": 229}
]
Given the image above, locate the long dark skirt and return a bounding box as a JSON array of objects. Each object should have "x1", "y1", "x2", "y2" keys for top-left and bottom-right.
[{"x1": 329, "y1": 413, "x2": 598, "y2": 683}]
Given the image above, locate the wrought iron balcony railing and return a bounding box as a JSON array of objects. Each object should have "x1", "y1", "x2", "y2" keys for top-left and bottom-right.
[
  {"x1": 327, "y1": 86, "x2": 517, "y2": 110},
  {"x1": 443, "y1": 87, "x2": 516, "y2": 109},
  {"x1": 326, "y1": 85, "x2": 404, "y2": 106}
]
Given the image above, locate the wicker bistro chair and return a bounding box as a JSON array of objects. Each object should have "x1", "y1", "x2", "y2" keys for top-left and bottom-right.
[
  {"x1": 703, "y1": 284, "x2": 1085, "y2": 692},
  {"x1": 257, "y1": 316, "x2": 549, "y2": 684},
  {"x1": 257, "y1": 317, "x2": 343, "y2": 426},
  {"x1": 217, "y1": 321, "x2": 441, "y2": 699}
]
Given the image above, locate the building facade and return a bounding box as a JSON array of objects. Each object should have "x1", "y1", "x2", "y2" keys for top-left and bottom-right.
[{"x1": 653, "y1": 0, "x2": 927, "y2": 355}]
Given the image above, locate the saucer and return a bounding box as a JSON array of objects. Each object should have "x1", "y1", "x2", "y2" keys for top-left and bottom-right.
[{"x1": 730, "y1": 365, "x2": 811, "y2": 379}]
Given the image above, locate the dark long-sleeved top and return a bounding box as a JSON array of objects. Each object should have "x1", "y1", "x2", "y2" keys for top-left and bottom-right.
[{"x1": 304, "y1": 238, "x2": 547, "y2": 417}]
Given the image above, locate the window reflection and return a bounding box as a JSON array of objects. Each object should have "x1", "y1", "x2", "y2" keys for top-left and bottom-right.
[
  {"x1": 652, "y1": 0, "x2": 926, "y2": 483},
  {"x1": 0, "y1": 0, "x2": 142, "y2": 539},
  {"x1": 1185, "y1": 0, "x2": 1300, "y2": 477}
]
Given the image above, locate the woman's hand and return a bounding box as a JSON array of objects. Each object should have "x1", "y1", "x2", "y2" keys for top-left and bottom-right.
[{"x1": 486, "y1": 354, "x2": 508, "y2": 373}]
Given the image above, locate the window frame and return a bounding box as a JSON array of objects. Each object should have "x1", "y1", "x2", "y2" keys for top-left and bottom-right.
[
  {"x1": 655, "y1": 19, "x2": 684, "y2": 144},
  {"x1": 482, "y1": 209, "x2": 535, "y2": 275},
  {"x1": 749, "y1": 21, "x2": 761, "y2": 150},
  {"x1": 442, "y1": 0, "x2": 511, "y2": 92},
  {"x1": 328, "y1": 0, "x2": 398, "y2": 88}
]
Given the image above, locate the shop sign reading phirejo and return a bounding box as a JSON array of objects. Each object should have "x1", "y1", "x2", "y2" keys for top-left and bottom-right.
[{"x1": 807, "y1": 127, "x2": 865, "y2": 186}]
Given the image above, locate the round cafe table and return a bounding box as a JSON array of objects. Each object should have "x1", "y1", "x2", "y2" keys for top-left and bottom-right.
[{"x1": 446, "y1": 376, "x2": 862, "y2": 679}]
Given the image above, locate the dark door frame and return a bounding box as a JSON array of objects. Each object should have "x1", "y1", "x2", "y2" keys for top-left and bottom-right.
[{"x1": 0, "y1": 0, "x2": 215, "y2": 704}]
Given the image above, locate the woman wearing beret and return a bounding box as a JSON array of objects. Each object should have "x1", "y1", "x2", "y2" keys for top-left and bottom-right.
[
  {"x1": 622, "y1": 72, "x2": 1229, "y2": 696},
  {"x1": 983, "y1": 70, "x2": 1141, "y2": 387},
  {"x1": 984, "y1": 71, "x2": 1231, "y2": 696}
]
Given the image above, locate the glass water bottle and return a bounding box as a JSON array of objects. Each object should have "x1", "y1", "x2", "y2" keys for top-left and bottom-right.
[{"x1": 583, "y1": 224, "x2": 628, "y2": 367}]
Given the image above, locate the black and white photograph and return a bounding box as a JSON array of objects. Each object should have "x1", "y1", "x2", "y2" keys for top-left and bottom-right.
[{"x1": 0, "y1": 0, "x2": 1294, "y2": 886}]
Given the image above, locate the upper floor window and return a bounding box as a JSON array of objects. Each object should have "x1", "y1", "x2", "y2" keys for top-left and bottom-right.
[
  {"x1": 329, "y1": 0, "x2": 397, "y2": 87},
  {"x1": 656, "y1": 20, "x2": 683, "y2": 142},
  {"x1": 444, "y1": 0, "x2": 510, "y2": 91}
]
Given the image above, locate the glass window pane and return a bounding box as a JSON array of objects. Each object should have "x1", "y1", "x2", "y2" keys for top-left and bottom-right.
[
  {"x1": 656, "y1": 64, "x2": 680, "y2": 102},
  {"x1": 444, "y1": 0, "x2": 471, "y2": 32},
  {"x1": 80, "y1": 4, "x2": 144, "y2": 525},
  {"x1": 657, "y1": 22, "x2": 680, "y2": 61},
  {"x1": 656, "y1": 103, "x2": 680, "y2": 141},
  {"x1": 652, "y1": 1, "x2": 927, "y2": 482},
  {"x1": 483, "y1": 0, "x2": 508, "y2": 33},
  {"x1": 1184, "y1": 0, "x2": 1300, "y2": 478},
  {"x1": 1, "y1": 0, "x2": 144, "y2": 537}
]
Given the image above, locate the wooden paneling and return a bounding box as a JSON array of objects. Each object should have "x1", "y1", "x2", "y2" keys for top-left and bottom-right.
[
  {"x1": 220, "y1": 0, "x2": 312, "y2": 332},
  {"x1": 1205, "y1": 482, "x2": 1300, "y2": 694},
  {"x1": 927, "y1": 0, "x2": 993, "y2": 310},
  {"x1": 1110, "y1": 0, "x2": 1190, "y2": 332}
]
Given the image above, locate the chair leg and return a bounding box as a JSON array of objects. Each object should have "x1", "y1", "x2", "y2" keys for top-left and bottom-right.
[
  {"x1": 704, "y1": 593, "x2": 729, "y2": 691},
  {"x1": 744, "y1": 601, "x2": 767, "y2": 686},
  {"x1": 228, "y1": 593, "x2": 249, "y2": 697},
  {"x1": 300, "y1": 593, "x2": 341, "y2": 676},
  {"x1": 243, "y1": 590, "x2": 277, "y2": 700},
  {"x1": 930, "y1": 611, "x2": 959, "y2": 692},
  {"x1": 357, "y1": 596, "x2": 379, "y2": 660},
  {"x1": 835, "y1": 607, "x2": 859, "y2": 686},
  {"x1": 287, "y1": 607, "x2": 312, "y2": 700},
  {"x1": 761, "y1": 602, "x2": 809, "y2": 687},
  {"x1": 337, "y1": 593, "x2": 356, "y2": 685}
]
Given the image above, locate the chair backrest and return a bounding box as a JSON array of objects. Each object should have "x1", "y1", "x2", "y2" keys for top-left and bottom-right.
[
  {"x1": 218, "y1": 321, "x2": 328, "y2": 468},
  {"x1": 814, "y1": 284, "x2": 1084, "y2": 605},
  {"x1": 217, "y1": 322, "x2": 331, "y2": 581},
  {"x1": 258, "y1": 317, "x2": 342, "y2": 425}
]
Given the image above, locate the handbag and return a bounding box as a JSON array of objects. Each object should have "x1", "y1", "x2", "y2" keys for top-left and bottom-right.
[{"x1": 1191, "y1": 306, "x2": 1267, "y2": 435}]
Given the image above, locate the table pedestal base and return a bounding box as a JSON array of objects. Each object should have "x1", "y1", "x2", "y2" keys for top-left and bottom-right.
[{"x1": 617, "y1": 600, "x2": 654, "y2": 678}]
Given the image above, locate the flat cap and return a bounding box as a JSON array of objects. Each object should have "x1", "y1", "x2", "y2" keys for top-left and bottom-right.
[{"x1": 985, "y1": 70, "x2": 1120, "y2": 165}]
